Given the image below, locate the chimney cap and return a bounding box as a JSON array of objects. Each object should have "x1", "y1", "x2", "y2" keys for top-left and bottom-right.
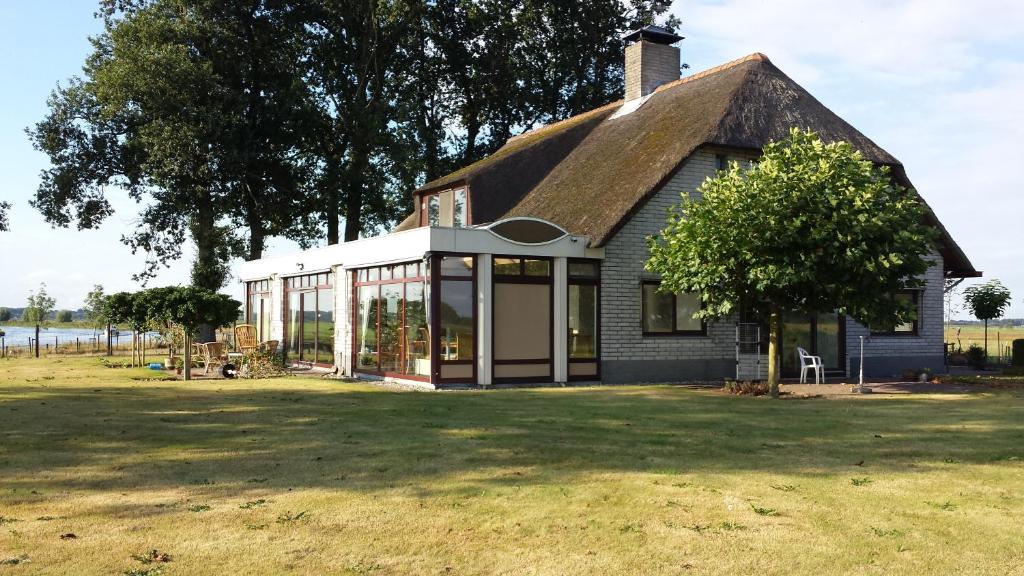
[{"x1": 622, "y1": 25, "x2": 683, "y2": 45}]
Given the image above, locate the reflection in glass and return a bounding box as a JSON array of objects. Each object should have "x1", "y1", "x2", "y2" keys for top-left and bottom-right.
[
  {"x1": 405, "y1": 282, "x2": 430, "y2": 376},
  {"x1": 569, "y1": 284, "x2": 597, "y2": 359},
  {"x1": 675, "y1": 292, "x2": 702, "y2": 332},
  {"x1": 287, "y1": 292, "x2": 301, "y2": 356},
  {"x1": 380, "y1": 284, "x2": 403, "y2": 373},
  {"x1": 317, "y1": 289, "x2": 334, "y2": 364},
  {"x1": 356, "y1": 286, "x2": 379, "y2": 370},
  {"x1": 642, "y1": 284, "x2": 673, "y2": 333},
  {"x1": 440, "y1": 280, "x2": 474, "y2": 360}
]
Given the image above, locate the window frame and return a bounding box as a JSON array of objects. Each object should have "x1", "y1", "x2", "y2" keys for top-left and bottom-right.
[
  {"x1": 282, "y1": 272, "x2": 336, "y2": 366},
  {"x1": 871, "y1": 289, "x2": 921, "y2": 336},
  {"x1": 567, "y1": 259, "x2": 601, "y2": 380},
  {"x1": 351, "y1": 261, "x2": 432, "y2": 382},
  {"x1": 430, "y1": 253, "x2": 477, "y2": 384},
  {"x1": 640, "y1": 280, "x2": 707, "y2": 337},
  {"x1": 418, "y1": 186, "x2": 470, "y2": 228}
]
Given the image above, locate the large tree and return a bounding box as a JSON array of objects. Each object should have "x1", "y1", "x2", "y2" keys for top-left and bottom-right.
[
  {"x1": 647, "y1": 129, "x2": 937, "y2": 397},
  {"x1": 28, "y1": 0, "x2": 312, "y2": 289}
]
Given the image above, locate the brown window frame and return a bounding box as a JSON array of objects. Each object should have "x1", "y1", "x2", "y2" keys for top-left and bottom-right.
[
  {"x1": 431, "y1": 253, "x2": 477, "y2": 384},
  {"x1": 283, "y1": 272, "x2": 335, "y2": 366},
  {"x1": 491, "y1": 255, "x2": 553, "y2": 384},
  {"x1": 567, "y1": 259, "x2": 601, "y2": 380},
  {"x1": 351, "y1": 261, "x2": 431, "y2": 383},
  {"x1": 640, "y1": 280, "x2": 707, "y2": 337},
  {"x1": 418, "y1": 186, "x2": 470, "y2": 228}
]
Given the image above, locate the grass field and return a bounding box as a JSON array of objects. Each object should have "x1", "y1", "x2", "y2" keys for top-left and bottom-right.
[
  {"x1": 945, "y1": 324, "x2": 1024, "y2": 359},
  {"x1": 1, "y1": 358, "x2": 1023, "y2": 575}
]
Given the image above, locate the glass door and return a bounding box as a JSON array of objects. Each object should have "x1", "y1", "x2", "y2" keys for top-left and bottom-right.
[{"x1": 781, "y1": 312, "x2": 844, "y2": 376}]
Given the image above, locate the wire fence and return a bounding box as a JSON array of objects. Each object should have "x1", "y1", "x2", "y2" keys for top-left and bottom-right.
[{"x1": 0, "y1": 329, "x2": 238, "y2": 359}]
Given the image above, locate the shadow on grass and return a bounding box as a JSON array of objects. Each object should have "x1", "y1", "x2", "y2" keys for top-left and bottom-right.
[{"x1": 1, "y1": 378, "x2": 1022, "y2": 499}]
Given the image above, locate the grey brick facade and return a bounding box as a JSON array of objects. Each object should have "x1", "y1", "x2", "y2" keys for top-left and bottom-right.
[{"x1": 599, "y1": 147, "x2": 947, "y2": 383}]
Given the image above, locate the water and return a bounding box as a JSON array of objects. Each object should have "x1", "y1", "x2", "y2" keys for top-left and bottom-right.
[{"x1": 0, "y1": 325, "x2": 158, "y2": 349}]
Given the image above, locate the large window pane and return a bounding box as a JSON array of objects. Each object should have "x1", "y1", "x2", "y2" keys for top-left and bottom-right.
[
  {"x1": 427, "y1": 195, "x2": 440, "y2": 226},
  {"x1": 356, "y1": 286, "x2": 379, "y2": 370},
  {"x1": 301, "y1": 293, "x2": 316, "y2": 361},
  {"x1": 405, "y1": 282, "x2": 430, "y2": 376},
  {"x1": 287, "y1": 292, "x2": 301, "y2": 355},
  {"x1": 894, "y1": 292, "x2": 917, "y2": 333},
  {"x1": 248, "y1": 292, "x2": 261, "y2": 337},
  {"x1": 642, "y1": 284, "x2": 673, "y2": 333},
  {"x1": 569, "y1": 284, "x2": 597, "y2": 359},
  {"x1": 440, "y1": 256, "x2": 473, "y2": 276},
  {"x1": 675, "y1": 292, "x2": 702, "y2": 332},
  {"x1": 380, "y1": 285, "x2": 403, "y2": 373},
  {"x1": 453, "y1": 188, "x2": 467, "y2": 227},
  {"x1": 440, "y1": 280, "x2": 474, "y2": 361},
  {"x1": 317, "y1": 289, "x2": 334, "y2": 364}
]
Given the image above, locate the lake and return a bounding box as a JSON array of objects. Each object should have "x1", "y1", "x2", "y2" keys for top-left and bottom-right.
[{"x1": 0, "y1": 325, "x2": 158, "y2": 349}]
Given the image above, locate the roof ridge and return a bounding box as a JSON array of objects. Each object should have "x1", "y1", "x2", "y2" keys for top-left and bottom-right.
[
  {"x1": 505, "y1": 99, "x2": 622, "y2": 145},
  {"x1": 654, "y1": 52, "x2": 771, "y2": 95},
  {"x1": 506, "y1": 53, "x2": 771, "y2": 145}
]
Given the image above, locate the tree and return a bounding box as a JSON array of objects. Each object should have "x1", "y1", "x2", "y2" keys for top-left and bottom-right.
[
  {"x1": 82, "y1": 284, "x2": 107, "y2": 336},
  {"x1": 0, "y1": 201, "x2": 9, "y2": 231},
  {"x1": 0, "y1": 308, "x2": 11, "y2": 322},
  {"x1": 150, "y1": 286, "x2": 240, "y2": 380},
  {"x1": 23, "y1": 283, "x2": 57, "y2": 358},
  {"x1": 647, "y1": 129, "x2": 937, "y2": 397},
  {"x1": 56, "y1": 310, "x2": 74, "y2": 323},
  {"x1": 962, "y1": 279, "x2": 1012, "y2": 359},
  {"x1": 28, "y1": 0, "x2": 314, "y2": 290}
]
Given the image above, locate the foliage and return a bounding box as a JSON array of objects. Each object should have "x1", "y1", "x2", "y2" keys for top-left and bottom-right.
[
  {"x1": 153, "y1": 286, "x2": 240, "y2": 336},
  {"x1": 722, "y1": 380, "x2": 769, "y2": 396},
  {"x1": 0, "y1": 308, "x2": 10, "y2": 322},
  {"x1": 0, "y1": 200, "x2": 9, "y2": 231},
  {"x1": 22, "y1": 283, "x2": 56, "y2": 326},
  {"x1": 647, "y1": 129, "x2": 937, "y2": 395},
  {"x1": 963, "y1": 280, "x2": 1012, "y2": 322},
  {"x1": 242, "y1": 346, "x2": 286, "y2": 379},
  {"x1": 966, "y1": 344, "x2": 987, "y2": 369},
  {"x1": 27, "y1": 0, "x2": 313, "y2": 288},
  {"x1": 82, "y1": 285, "x2": 107, "y2": 329},
  {"x1": 56, "y1": 310, "x2": 73, "y2": 323}
]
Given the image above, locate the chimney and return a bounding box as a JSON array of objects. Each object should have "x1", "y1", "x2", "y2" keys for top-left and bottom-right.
[{"x1": 622, "y1": 25, "x2": 684, "y2": 102}]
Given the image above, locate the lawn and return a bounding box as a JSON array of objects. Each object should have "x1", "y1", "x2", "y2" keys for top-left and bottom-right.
[{"x1": 1, "y1": 358, "x2": 1023, "y2": 575}]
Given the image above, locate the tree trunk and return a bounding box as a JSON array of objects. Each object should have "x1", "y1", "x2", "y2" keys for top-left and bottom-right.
[
  {"x1": 183, "y1": 332, "x2": 192, "y2": 381},
  {"x1": 34, "y1": 324, "x2": 40, "y2": 358},
  {"x1": 326, "y1": 182, "x2": 339, "y2": 245},
  {"x1": 767, "y1": 308, "x2": 781, "y2": 398},
  {"x1": 984, "y1": 318, "x2": 988, "y2": 360},
  {"x1": 106, "y1": 322, "x2": 112, "y2": 356}
]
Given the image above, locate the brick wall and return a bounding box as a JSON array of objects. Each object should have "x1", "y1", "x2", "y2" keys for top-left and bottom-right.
[
  {"x1": 625, "y1": 41, "x2": 681, "y2": 102},
  {"x1": 599, "y1": 147, "x2": 947, "y2": 381}
]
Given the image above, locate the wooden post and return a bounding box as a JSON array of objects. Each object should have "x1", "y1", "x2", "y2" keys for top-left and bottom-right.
[
  {"x1": 767, "y1": 308, "x2": 781, "y2": 398},
  {"x1": 34, "y1": 324, "x2": 40, "y2": 358},
  {"x1": 183, "y1": 332, "x2": 192, "y2": 381}
]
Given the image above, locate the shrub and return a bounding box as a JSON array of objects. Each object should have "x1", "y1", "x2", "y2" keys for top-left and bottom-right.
[
  {"x1": 723, "y1": 380, "x2": 769, "y2": 396},
  {"x1": 966, "y1": 344, "x2": 987, "y2": 369},
  {"x1": 243, "y1": 347, "x2": 286, "y2": 379},
  {"x1": 0, "y1": 308, "x2": 10, "y2": 321},
  {"x1": 56, "y1": 310, "x2": 73, "y2": 323}
]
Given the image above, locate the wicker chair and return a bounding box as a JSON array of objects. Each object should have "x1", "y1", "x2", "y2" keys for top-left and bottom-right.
[
  {"x1": 234, "y1": 324, "x2": 260, "y2": 356},
  {"x1": 192, "y1": 341, "x2": 227, "y2": 375}
]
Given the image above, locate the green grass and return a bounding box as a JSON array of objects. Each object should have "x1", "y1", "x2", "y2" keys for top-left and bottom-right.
[{"x1": 1, "y1": 357, "x2": 1023, "y2": 575}]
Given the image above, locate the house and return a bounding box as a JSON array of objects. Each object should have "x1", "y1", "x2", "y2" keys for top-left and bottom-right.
[{"x1": 238, "y1": 26, "x2": 979, "y2": 387}]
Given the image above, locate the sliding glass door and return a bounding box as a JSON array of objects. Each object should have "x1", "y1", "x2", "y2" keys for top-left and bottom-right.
[{"x1": 284, "y1": 273, "x2": 335, "y2": 365}]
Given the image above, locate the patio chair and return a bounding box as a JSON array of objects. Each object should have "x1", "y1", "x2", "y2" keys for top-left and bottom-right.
[
  {"x1": 797, "y1": 347, "x2": 823, "y2": 384},
  {"x1": 192, "y1": 341, "x2": 227, "y2": 375},
  {"x1": 234, "y1": 324, "x2": 260, "y2": 356}
]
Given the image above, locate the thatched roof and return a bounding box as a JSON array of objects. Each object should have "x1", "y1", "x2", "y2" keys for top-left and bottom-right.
[{"x1": 409, "y1": 53, "x2": 978, "y2": 277}]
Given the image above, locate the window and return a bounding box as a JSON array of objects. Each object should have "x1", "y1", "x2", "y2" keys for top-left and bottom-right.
[
  {"x1": 284, "y1": 273, "x2": 335, "y2": 364},
  {"x1": 353, "y1": 260, "x2": 432, "y2": 377},
  {"x1": 420, "y1": 188, "x2": 468, "y2": 228},
  {"x1": 641, "y1": 281, "x2": 704, "y2": 335},
  {"x1": 716, "y1": 153, "x2": 728, "y2": 171},
  {"x1": 245, "y1": 280, "x2": 272, "y2": 342},
  {"x1": 492, "y1": 257, "x2": 552, "y2": 278},
  {"x1": 568, "y1": 260, "x2": 600, "y2": 361},
  {"x1": 438, "y1": 255, "x2": 475, "y2": 363},
  {"x1": 872, "y1": 290, "x2": 920, "y2": 335}
]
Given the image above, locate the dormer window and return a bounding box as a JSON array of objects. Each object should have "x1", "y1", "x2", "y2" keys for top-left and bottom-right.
[{"x1": 420, "y1": 187, "x2": 469, "y2": 227}]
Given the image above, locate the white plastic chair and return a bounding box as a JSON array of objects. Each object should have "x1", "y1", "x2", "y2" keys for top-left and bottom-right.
[{"x1": 797, "y1": 347, "x2": 823, "y2": 384}]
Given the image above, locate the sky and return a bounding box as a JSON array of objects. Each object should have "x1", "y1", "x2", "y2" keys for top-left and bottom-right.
[{"x1": 1, "y1": 0, "x2": 1022, "y2": 318}]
